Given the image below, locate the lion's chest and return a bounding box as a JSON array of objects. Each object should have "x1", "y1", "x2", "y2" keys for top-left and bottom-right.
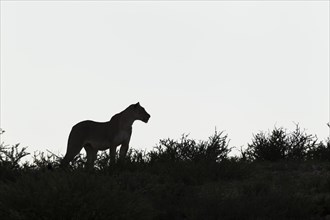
[{"x1": 111, "y1": 130, "x2": 131, "y2": 146}]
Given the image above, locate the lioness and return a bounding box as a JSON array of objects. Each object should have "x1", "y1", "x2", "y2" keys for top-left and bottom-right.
[{"x1": 61, "y1": 102, "x2": 150, "y2": 168}]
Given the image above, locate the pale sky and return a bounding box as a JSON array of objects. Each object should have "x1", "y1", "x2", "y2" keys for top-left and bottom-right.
[{"x1": 1, "y1": 1, "x2": 329, "y2": 157}]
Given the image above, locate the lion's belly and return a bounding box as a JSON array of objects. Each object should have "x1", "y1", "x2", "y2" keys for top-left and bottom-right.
[
  {"x1": 85, "y1": 139, "x2": 111, "y2": 151},
  {"x1": 84, "y1": 131, "x2": 130, "y2": 150}
]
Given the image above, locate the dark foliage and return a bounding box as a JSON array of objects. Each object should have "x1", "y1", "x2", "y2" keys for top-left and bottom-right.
[
  {"x1": 148, "y1": 130, "x2": 231, "y2": 164},
  {"x1": 309, "y1": 138, "x2": 330, "y2": 161},
  {"x1": 246, "y1": 127, "x2": 288, "y2": 161},
  {"x1": 0, "y1": 143, "x2": 30, "y2": 169},
  {"x1": 245, "y1": 125, "x2": 322, "y2": 162},
  {"x1": 1, "y1": 126, "x2": 330, "y2": 219}
]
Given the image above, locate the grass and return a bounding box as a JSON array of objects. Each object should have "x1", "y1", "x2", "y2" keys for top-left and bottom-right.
[
  {"x1": 1, "y1": 161, "x2": 330, "y2": 219},
  {"x1": 1, "y1": 127, "x2": 330, "y2": 219}
]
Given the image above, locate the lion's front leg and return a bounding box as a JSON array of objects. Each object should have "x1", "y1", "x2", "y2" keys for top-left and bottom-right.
[
  {"x1": 119, "y1": 142, "x2": 129, "y2": 161},
  {"x1": 110, "y1": 146, "x2": 116, "y2": 165}
]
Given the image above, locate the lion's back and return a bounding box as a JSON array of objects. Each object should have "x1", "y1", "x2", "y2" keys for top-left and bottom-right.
[{"x1": 69, "y1": 120, "x2": 109, "y2": 142}]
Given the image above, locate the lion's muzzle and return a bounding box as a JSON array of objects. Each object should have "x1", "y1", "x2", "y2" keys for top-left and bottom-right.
[{"x1": 143, "y1": 114, "x2": 151, "y2": 123}]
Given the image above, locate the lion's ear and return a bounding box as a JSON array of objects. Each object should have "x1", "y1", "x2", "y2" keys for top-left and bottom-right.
[{"x1": 134, "y1": 102, "x2": 140, "y2": 108}]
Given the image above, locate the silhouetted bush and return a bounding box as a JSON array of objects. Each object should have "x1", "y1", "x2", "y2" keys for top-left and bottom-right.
[
  {"x1": 287, "y1": 125, "x2": 318, "y2": 160},
  {"x1": 148, "y1": 130, "x2": 231, "y2": 164},
  {"x1": 245, "y1": 125, "x2": 320, "y2": 162},
  {"x1": 308, "y1": 138, "x2": 330, "y2": 161},
  {"x1": 246, "y1": 127, "x2": 288, "y2": 161},
  {"x1": 31, "y1": 151, "x2": 61, "y2": 170},
  {"x1": 0, "y1": 143, "x2": 29, "y2": 169}
]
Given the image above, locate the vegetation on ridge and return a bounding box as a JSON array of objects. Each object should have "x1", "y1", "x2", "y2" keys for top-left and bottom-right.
[{"x1": 0, "y1": 126, "x2": 330, "y2": 219}]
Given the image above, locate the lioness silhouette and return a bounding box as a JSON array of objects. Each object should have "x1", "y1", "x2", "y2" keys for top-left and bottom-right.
[{"x1": 61, "y1": 102, "x2": 150, "y2": 168}]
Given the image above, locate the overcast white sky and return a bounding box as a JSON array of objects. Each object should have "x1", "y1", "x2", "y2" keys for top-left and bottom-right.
[{"x1": 1, "y1": 1, "x2": 329, "y2": 157}]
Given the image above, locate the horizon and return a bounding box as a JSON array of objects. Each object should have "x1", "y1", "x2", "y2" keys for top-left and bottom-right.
[{"x1": 1, "y1": 1, "x2": 329, "y2": 156}]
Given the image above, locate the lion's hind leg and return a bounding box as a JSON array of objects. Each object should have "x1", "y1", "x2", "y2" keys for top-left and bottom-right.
[
  {"x1": 84, "y1": 144, "x2": 97, "y2": 169},
  {"x1": 61, "y1": 138, "x2": 84, "y2": 168}
]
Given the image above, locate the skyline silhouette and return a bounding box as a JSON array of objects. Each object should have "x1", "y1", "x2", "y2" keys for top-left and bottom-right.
[{"x1": 1, "y1": 1, "x2": 329, "y2": 156}]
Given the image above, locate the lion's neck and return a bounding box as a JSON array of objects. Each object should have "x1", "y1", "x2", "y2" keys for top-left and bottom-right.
[{"x1": 118, "y1": 110, "x2": 135, "y2": 128}]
